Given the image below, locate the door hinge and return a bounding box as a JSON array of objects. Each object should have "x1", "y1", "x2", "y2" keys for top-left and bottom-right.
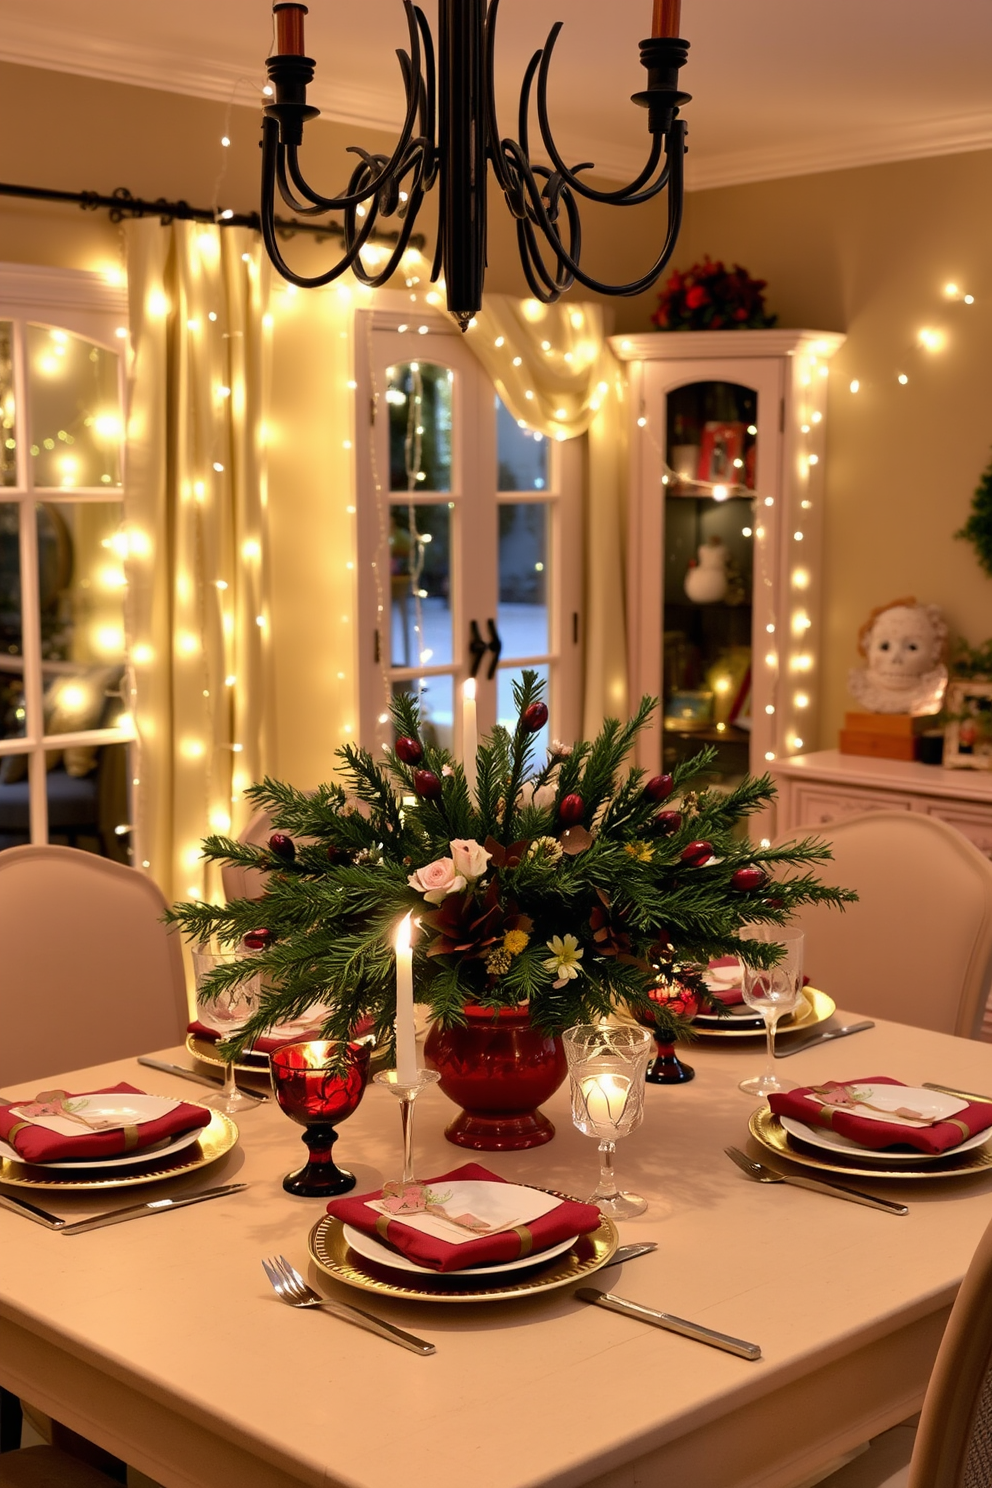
[
  {"x1": 572, "y1": 612, "x2": 580, "y2": 645},
  {"x1": 374, "y1": 628, "x2": 381, "y2": 664},
  {"x1": 779, "y1": 397, "x2": 785, "y2": 434}
]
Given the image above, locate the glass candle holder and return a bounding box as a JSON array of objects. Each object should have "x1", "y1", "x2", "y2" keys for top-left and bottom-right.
[
  {"x1": 373, "y1": 1068, "x2": 442, "y2": 1183},
  {"x1": 563, "y1": 1025, "x2": 653, "y2": 1220},
  {"x1": 270, "y1": 1040, "x2": 371, "y2": 1197}
]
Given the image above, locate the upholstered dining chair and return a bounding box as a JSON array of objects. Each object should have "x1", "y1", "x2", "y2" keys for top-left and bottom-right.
[
  {"x1": 773, "y1": 810, "x2": 992, "y2": 1038},
  {"x1": 219, "y1": 807, "x2": 272, "y2": 904},
  {"x1": 0, "y1": 844, "x2": 188, "y2": 1087},
  {"x1": 818, "y1": 1207, "x2": 992, "y2": 1487}
]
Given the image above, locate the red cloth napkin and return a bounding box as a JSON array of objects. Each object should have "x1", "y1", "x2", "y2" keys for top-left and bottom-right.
[
  {"x1": 187, "y1": 1014, "x2": 374, "y2": 1055},
  {"x1": 0, "y1": 1082, "x2": 211, "y2": 1165},
  {"x1": 769, "y1": 1076, "x2": 992, "y2": 1155},
  {"x1": 703, "y1": 957, "x2": 744, "y2": 1007},
  {"x1": 327, "y1": 1162, "x2": 602, "y2": 1274}
]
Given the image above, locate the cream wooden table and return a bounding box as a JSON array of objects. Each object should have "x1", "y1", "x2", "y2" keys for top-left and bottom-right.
[{"x1": 2, "y1": 1019, "x2": 992, "y2": 1488}]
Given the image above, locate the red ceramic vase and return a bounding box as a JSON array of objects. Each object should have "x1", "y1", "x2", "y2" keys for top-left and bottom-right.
[{"x1": 424, "y1": 1004, "x2": 568, "y2": 1151}]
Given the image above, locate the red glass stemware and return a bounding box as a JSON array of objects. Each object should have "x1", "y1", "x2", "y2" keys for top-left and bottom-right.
[{"x1": 270, "y1": 1040, "x2": 371, "y2": 1196}]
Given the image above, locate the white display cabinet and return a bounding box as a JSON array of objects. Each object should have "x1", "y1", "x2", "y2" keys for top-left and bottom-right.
[{"x1": 611, "y1": 328, "x2": 844, "y2": 837}]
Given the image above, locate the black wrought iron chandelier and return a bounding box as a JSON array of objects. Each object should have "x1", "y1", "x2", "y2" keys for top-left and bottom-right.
[{"x1": 261, "y1": 0, "x2": 691, "y2": 329}]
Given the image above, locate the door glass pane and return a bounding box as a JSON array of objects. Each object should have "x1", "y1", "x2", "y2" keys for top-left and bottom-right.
[
  {"x1": 499, "y1": 502, "x2": 548, "y2": 658},
  {"x1": 665, "y1": 380, "x2": 757, "y2": 493},
  {"x1": 26, "y1": 325, "x2": 122, "y2": 489},
  {"x1": 498, "y1": 663, "x2": 550, "y2": 758},
  {"x1": 0, "y1": 502, "x2": 24, "y2": 741},
  {"x1": 0, "y1": 324, "x2": 15, "y2": 488},
  {"x1": 36, "y1": 501, "x2": 127, "y2": 735},
  {"x1": 388, "y1": 361, "x2": 453, "y2": 493},
  {"x1": 45, "y1": 738, "x2": 129, "y2": 859},
  {"x1": 392, "y1": 674, "x2": 453, "y2": 754},
  {"x1": 497, "y1": 400, "x2": 548, "y2": 491},
  {"x1": 390, "y1": 503, "x2": 452, "y2": 669}
]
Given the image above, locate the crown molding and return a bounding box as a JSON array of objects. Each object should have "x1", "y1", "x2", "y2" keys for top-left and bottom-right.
[
  {"x1": 0, "y1": 262, "x2": 128, "y2": 317},
  {"x1": 610, "y1": 328, "x2": 845, "y2": 362}
]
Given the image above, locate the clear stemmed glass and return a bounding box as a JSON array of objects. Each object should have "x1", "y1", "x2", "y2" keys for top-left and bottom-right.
[
  {"x1": 563, "y1": 1025, "x2": 654, "y2": 1220},
  {"x1": 737, "y1": 926, "x2": 805, "y2": 1097},
  {"x1": 191, "y1": 945, "x2": 262, "y2": 1115}
]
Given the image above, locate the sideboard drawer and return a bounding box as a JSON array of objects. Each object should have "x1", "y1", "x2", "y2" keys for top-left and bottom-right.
[
  {"x1": 793, "y1": 786, "x2": 914, "y2": 827},
  {"x1": 924, "y1": 804, "x2": 992, "y2": 860}
]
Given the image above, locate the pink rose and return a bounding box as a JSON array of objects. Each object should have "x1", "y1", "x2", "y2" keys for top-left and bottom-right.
[
  {"x1": 407, "y1": 857, "x2": 466, "y2": 905},
  {"x1": 450, "y1": 838, "x2": 491, "y2": 882}
]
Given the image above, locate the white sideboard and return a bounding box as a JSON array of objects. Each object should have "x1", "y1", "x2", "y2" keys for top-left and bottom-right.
[{"x1": 771, "y1": 749, "x2": 992, "y2": 859}]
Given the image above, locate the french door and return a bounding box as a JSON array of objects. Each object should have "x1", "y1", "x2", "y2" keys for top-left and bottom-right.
[{"x1": 356, "y1": 310, "x2": 582, "y2": 760}]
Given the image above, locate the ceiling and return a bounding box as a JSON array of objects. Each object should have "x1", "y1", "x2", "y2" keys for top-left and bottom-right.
[{"x1": 4, "y1": 0, "x2": 992, "y2": 189}]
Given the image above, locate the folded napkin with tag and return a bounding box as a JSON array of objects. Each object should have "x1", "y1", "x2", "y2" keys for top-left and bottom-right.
[
  {"x1": 703, "y1": 957, "x2": 745, "y2": 1007},
  {"x1": 187, "y1": 1013, "x2": 374, "y2": 1055},
  {"x1": 327, "y1": 1161, "x2": 602, "y2": 1273},
  {"x1": 0, "y1": 1082, "x2": 211, "y2": 1164},
  {"x1": 769, "y1": 1076, "x2": 992, "y2": 1154}
]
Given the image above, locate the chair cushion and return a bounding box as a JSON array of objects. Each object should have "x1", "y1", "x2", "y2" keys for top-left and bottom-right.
[{"x1": 0, "y1": 1445, "x2": 116, "y2": 1486}]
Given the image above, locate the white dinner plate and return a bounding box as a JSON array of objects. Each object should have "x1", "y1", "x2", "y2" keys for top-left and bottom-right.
[
  {"x1": 780, "y1": 1115, "x2": 992, "y2": 1165},
  {"x1": 695, "y1": 991, "x2": 810, "y2": 1027},
  {"x1": 342, "y1": 1224, "x2": 578, "y2": 1277},
  {"x1": 0, "y1": 1124, "x2": 207, "y2": 1171}
]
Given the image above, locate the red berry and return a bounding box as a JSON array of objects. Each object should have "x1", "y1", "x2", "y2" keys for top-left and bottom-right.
[
  {"x1": 654, "y1": 809, "x2": 683, "y2": 834},
  {"x1": 413, "y1": 769, "x2": 443, "y2": 801},
  {"x1": 645, "y1": 774, "x2": 674, "y2": 802},
  {"x1": 326, "y1": 844, "x2": 350, "y2": 866},
  {"x1": 731, "y1": 865, "x2": 767, "y2": 892},
  {"x1": 244, "y1": 928, "x2": 275, "y2": 951},
  {"x1": 521, "y1": 701, "x2": 549, "y2": 733},
  {"x1": 395, "y1": 736, "x2": 423, "y2": 766},
  {"x1": 681, "y1": 840, "x2": 713, "y2": 867},
  {"x1": 268, "y1": 832, "x2": 296, "y2": 862},
  {"x1": 558, "y1": 793, "x2": 585, "y2": 826}
]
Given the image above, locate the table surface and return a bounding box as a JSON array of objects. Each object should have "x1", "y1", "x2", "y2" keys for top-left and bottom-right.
[{"x1": 2, "y1": 1017, "x2": 992, "y2": 1488}]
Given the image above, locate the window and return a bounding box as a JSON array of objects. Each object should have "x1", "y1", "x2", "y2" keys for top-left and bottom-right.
[
  {"x1": 0, "y1": 269, "x2": 133, "y2": 858},
  {"x1": 357, "y1": 312, "x2": 581, "y2": 757}
]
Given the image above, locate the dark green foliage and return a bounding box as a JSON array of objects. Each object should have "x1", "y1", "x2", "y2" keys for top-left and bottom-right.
[
  {"x1": 957, "y1": 454, "x2": 992, "y2": 579},
  {"x1": 167, "y1": 672, "x2": 855, "y2": 1058}
]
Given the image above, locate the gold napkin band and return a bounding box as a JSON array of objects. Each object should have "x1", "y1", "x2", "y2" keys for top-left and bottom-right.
[
  {"x1": 5, "y1": 1122, "x2": 31, "y2": 1144},
  {"x1": 4, "y1": 1121, "x2": 139, "y2": 1152}
]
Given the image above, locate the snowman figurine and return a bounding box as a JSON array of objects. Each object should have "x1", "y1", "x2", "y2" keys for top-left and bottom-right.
[{"x1": 684, "y1": 536, "x2": 729, "y2": 605}]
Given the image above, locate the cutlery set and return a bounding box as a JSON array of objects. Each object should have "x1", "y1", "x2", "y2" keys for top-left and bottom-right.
[{"x1": 0, "y1": 1183, "x2": 248, "y2": 1233}]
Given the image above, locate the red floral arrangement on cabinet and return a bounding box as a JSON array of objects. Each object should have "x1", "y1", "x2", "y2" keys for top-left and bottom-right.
[{"x1": 652, "y1": 257, "x2": 777, "y2": 332}]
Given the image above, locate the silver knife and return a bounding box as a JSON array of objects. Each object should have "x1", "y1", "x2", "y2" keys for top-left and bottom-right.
[
  {"x1": 609, "y1": 1243, "x2": 658, "y2": 1264},
  {"x1": 60, "y1": 1182, "x2": 248, "y2": 1236},
  {"x1": 576, "y1": 1288, "x2": 761, "y2": 1360},
  {"x1": 0, "y1": 1191, "x2": 66, "y2": 1229},
  {"x1": 775, "y1": 1021, "x2": 875, "y2": 1057},
  {"x1": 137, "y1": 1056, "x2": 268, "y2": 1101}
]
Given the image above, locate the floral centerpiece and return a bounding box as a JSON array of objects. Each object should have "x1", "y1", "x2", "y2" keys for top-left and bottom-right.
[
  {"x1": 168, "y1": 673, "x2": 851, "y2": 1062},
  {"x1": 652, "y1": 256, "x2": 777, "y2": 332}
]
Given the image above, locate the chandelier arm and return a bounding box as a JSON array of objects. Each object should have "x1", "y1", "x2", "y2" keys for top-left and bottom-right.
[
  {"x1": 276, "y1": 149, "x2": 339, "y2": 218},
  {"x1": 483, "y1": 0, "x2": 513, "y2": 197},
  {"x1": 347, "y1": 160, "x2": 429, "y2": 287},
  {"x1": 413, "y1": 6, "x2": 439, "y2": 186}
]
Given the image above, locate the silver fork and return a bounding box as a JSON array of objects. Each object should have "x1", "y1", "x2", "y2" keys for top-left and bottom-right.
[
  {"x1": 724, "y1": 1146, "x2": 908, "y2": 1215},
  {"x1": 261, "y1": 1254, "x2": 436, "y2": 1355}
]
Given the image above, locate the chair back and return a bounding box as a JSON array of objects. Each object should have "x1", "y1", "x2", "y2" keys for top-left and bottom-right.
[
  {"x1": 909, "y1": 1214, "x2": 992, "y2": 1487},
  {"x1": 220, "y1": 808, "x2": 272, "y2": 904},
  {"x1": 0, "y1": 845, "x2": 188, "y2": 1086},
  {"x1": 773, "y1": 811, "x2": 992, "y2": 1038}
]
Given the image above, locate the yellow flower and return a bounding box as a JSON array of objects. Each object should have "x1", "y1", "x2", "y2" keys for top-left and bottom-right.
[
  {"x1": 624, "y1": 840, "x2": 654, "y2": 863},
  {"x1": 503, "y1": 929, "x2": 530, "y2": 956}
]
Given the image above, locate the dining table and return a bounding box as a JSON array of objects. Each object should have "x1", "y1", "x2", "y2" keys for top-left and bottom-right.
[{"x1": 1, "y1": 1011, "x2": 991, "y2": 1488}]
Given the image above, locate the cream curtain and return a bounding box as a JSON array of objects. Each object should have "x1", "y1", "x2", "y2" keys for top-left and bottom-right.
[
  {"x1": 465, "y1": 295, "x2": 629, "y2": 734},
  {"x1": 124, "y1": 220, "x2": 272, "y2": 904}
]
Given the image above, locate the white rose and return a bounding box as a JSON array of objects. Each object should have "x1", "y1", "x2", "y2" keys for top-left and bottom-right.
[
  {"x1": 407, "y1": 857, "x2": 467, "y2": 905},
  {"x1": 449, "y1": 838, "x2": 491, "y2": 883}
]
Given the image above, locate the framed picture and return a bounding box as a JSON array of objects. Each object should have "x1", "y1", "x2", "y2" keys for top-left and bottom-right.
[
  {"x1": 943, "y1": 680, "x2": 992, "y2": 770},
  {"x1": 697, "y1": 422, "x2": 745, "y2": 484}
]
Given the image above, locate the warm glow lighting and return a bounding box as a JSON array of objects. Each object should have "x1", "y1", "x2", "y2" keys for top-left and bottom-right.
[
  {"x1": 918, "y1": 328, "x2": 944, "y2": 351},
  {"x1": 147, "y1": 290, "x2": 169, "y2": 318},
  {"x1": 849, "y1": 380, "x2": 860, "y2": 393},
  {"x1": 210, "y1": 809, "x2": 232, "y2": 832},
  {"x1": 98, "y1": 566, "x2": 126, "y2": 590},
  {"x1": 765, "y1": 652, "x2": 777, "y2": 667},
  {"x1": 765, "y1": 704, "x2": 775, "y2": 715},
  {"x1": 795, "y1": 693, "x2": 810, "y2": 708},
  {"x1": 93, "y1": 626, "x2": 125, "y2": 656},
  {"x1": 792, "y1": 568, "x2": 809, "y2": 589},
  {"x1": 712, "y1": 485, "x2": 729, "y2": 501},
  {"x1": 132, "y1": 644, "x2": 153, "y2": 665},
  {"x1": 182, "y1": 740, "x2": 205, "y2": 760},
  {"x1": 242, "y1": 539, "x2": 261, "y2": 560},
  {"x1": 765, "y1": 752, "x2": 776, "y2": 762},
  {"x1": 792, "y1": 737, "x2": 804, "y2": 750},
  {"x1": 945, "y1": 283, "x2": 959, "y2": 297},
  {"x1": 898, "y1": 373, "x2": 909, "y2": 385},
  {"x1": 178, "y1": 633, "x2": 199, "y2": 655}
]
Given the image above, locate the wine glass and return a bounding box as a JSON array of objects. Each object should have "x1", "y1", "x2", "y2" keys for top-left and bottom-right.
[
  {"x1": 737, "y1": 926, "x2": 804, "y2": 1097},
  {"x1": 191, "y1": 945, "x2": 262, "y2": 1115},
  {"x1": 270, "y1": 1040, "x2": 371, "y2": 1196},
  {"x1": 563, "y1": 1025, "x2": 653, "y2": 1220}
]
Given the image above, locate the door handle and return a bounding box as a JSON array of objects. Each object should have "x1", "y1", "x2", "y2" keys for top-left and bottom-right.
[{"x1": 468, "y1": 620, "x2": 503, "y2": 681}]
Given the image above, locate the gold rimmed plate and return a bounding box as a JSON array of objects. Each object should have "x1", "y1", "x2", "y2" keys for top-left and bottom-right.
[
  {"x1": 749, "y1": 1105, "x2": 992, "y2": 1181},
  {"x1": 0, "y1": 1110, "x2": 238, "y2": 1190},
  {"x1": 308, "y1": 1208, "x2": 619, "y2": 1304},
  {"x1": 694, "y1": 988, "x2": 834, "y2": 1040},
  {"x1": 186, "y1": 1033, "x2": 270, "y2": 1075}
]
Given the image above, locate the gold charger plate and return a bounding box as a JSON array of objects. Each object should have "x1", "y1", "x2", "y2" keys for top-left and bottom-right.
[
  {"x1": 308, "y1": 1207, "x2": 619, "y2": 1304},
  {"x1": 693, "y1": 988, "x2": 834, "y2": 1040},
  {"x1": 186, "y1": 1033, "x2": 270, "y2": 1075},
  {"x1": 749, "y1": 1105, "x2": 992, "y2": 1181},
  {"x1": 0, "y1": 1110, "x2": 238, "y2": 1191}
]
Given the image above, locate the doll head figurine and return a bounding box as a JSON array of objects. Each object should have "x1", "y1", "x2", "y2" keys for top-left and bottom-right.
[{"x1": 848, "y1": 597, "x2": 948, "y2": 715}]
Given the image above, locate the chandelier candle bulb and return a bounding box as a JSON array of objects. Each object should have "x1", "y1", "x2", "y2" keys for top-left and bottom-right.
[
  {"x1": 394, "y1": 914, "x2": 418, "y2": 1085},
  {"x1": 274, "y1": 3, "x2": 307, "y2": 56},
  {"x1": 652, "y1": 0, "x2": 682, "y2": 36},
  {"x1": 462, "y1": 678, "x2": 478, "y2": 801}
]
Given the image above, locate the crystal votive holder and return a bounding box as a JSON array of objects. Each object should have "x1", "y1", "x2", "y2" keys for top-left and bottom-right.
[
  {"x1": 373, "y1": 1068, "x2": 442, "y2": 1184},
  {"x1": 270, "y1": 1040, "x2": 371, "y2": 1198}
]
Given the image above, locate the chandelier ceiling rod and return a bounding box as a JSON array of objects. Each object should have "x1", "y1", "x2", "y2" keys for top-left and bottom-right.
[{"x1": 260, "y1": 0, "x2": 692, "y2": 329}]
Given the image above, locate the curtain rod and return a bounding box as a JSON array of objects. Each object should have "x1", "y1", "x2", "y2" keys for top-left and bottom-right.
[{"x1": 0, "y1": 180, "x2": 427, "y2": 251}]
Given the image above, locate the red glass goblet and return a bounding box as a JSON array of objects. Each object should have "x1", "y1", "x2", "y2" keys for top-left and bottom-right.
[{"x1": 270, "y1": 1040, "x2": 371, "y2": 1197}]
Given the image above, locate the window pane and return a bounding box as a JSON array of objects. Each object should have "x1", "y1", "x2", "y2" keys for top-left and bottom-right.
[
  {"x1": 26, "y1": 326, "x2": 122, "y2": 490},
  {"x1": 45, "y1": 739, "x2": 129, "y2": 859},
  {"x1": 392, "y1": 674, "x2": 453, "y2": 754},
  {"x1": 497, "y1": 400, "x2": 548, "y2": 492},
  {"x1": 390, "y1": 503, "x2": 452, "y2": 669},
  {"x1": 36, "y1": 502, "x2": 126, "y2": 735},
  {"x1": 0, "y1": 324, "x2": 15, "y2": 488},
  {"x1": 498, "y1": 663, "x2": 550, "y2": 758},
  {"x1": 498, "y1": 502, "x2": 548, "y2": 658},
  {"x1": 388, "y1": 361, "x2": 453, "y2": 493},
  {"x1": 0, "y1": 503, "x2": 24, "y2": 741}
]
